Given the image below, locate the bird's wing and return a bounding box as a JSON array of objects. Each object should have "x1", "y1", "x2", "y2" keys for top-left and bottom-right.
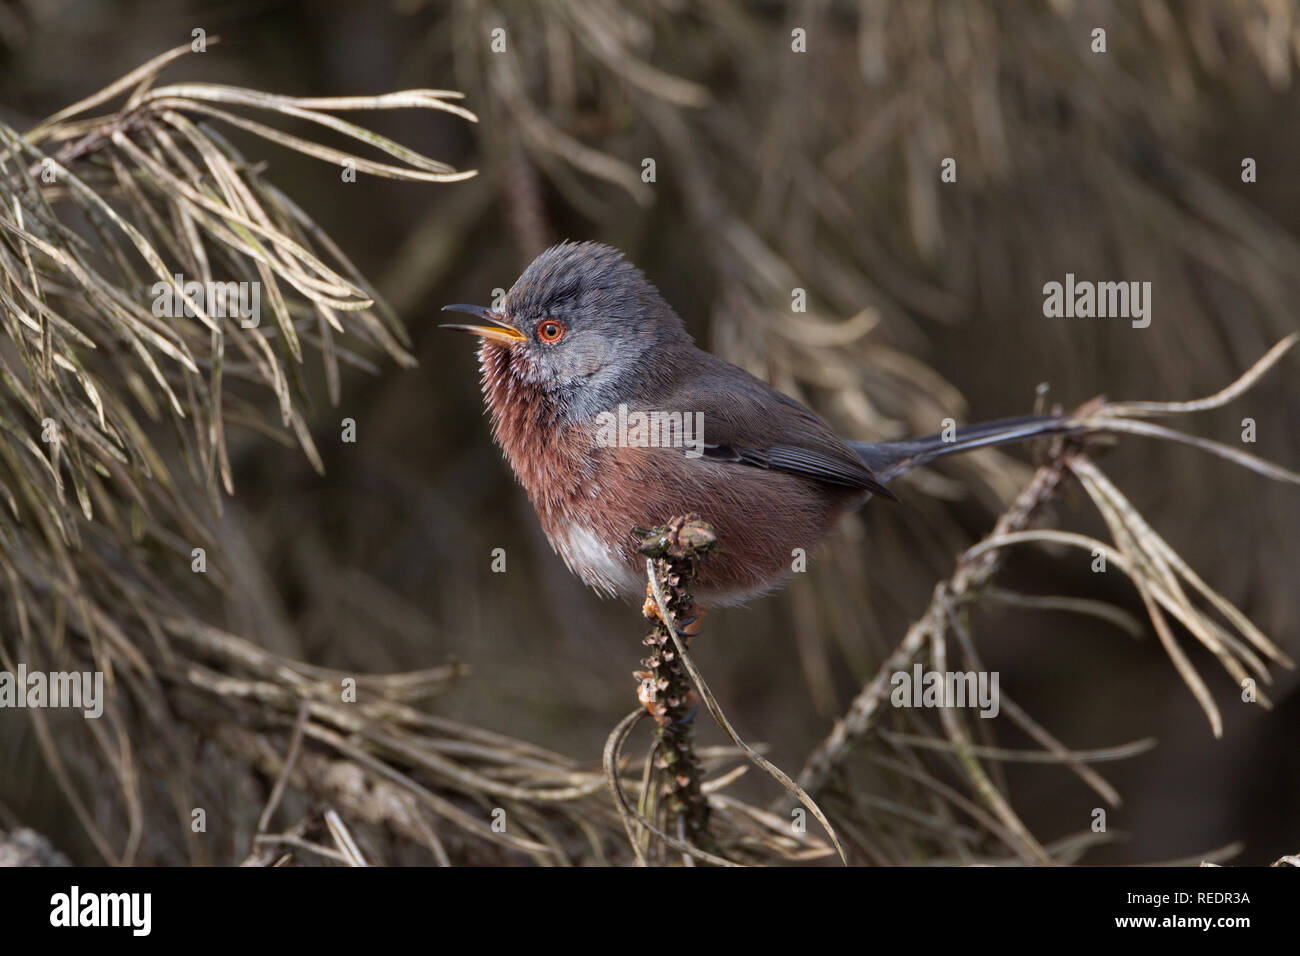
[
  {"x1": 700, "y1": 440, "x2": 894, "y2": 498},
  {"x1": 650, "y1": 357, "x2": 896, "y2": 500}
]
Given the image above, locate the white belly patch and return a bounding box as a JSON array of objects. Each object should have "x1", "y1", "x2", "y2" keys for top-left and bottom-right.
[{"x1": 555, "y1": 522, "x2": 642, "y2": 600}]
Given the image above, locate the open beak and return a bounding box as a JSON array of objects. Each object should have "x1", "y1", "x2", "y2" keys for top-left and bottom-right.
[{"x1": 440, "y1": 304, "x2": 527, "y2": 344}]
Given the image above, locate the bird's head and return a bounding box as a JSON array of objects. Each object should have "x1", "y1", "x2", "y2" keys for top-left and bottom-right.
[{"x1": 442, "y1": 241, "x2": 691, "y2": 420}]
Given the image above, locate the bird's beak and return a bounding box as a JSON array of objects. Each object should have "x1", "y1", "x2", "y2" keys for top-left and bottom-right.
[{"x1": 439, "y1": 304, "x2": 527, "y2": 344}]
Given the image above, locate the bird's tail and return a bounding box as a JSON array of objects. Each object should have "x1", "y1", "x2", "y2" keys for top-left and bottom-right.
[{"x1": 848, "y1": 414, "x2": 1079, "y2": 482}]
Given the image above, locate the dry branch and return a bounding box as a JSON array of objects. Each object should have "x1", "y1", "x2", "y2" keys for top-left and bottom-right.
[{"x1": 795, "y1": 339, "x2": 1298, "y2": 864}]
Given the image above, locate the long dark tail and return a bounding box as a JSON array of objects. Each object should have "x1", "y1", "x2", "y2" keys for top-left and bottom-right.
[{"x1": 848, "y1": 414, "x2": 1078, "y2": 482}]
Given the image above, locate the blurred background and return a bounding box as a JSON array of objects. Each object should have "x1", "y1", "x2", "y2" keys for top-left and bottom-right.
[{"x1": 0, "y1": 0, "x2": 1297, "y2": 865}]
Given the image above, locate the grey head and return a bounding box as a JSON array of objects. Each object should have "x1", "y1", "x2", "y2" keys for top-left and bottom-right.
[{"x1": 442, "y1": 241, "x2": 695, "y2": 422}]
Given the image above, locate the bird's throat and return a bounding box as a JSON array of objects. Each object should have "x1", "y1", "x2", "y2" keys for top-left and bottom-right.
[{"x1": 478, "y1": 343, "x2": 588, "y2": 525}]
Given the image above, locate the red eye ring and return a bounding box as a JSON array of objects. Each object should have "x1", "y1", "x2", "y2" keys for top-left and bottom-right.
[{"x1": 536, "y1": 319, "x2": 565, "y2": 343}]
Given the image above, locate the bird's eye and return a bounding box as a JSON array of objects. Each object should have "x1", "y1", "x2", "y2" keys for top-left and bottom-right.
[{"x1": 536, "y1": 319, "x2": 565, "y2": 344}]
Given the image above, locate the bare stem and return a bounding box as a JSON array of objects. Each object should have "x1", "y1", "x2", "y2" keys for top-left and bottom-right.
[{"x1": 635, "y1": 515, "x2": 716, "y2": 853}]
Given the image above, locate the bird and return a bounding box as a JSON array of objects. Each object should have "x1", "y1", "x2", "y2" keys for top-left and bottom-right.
[{"x1": 443, "y1": 241, "x2": 1077, "y2": 610}]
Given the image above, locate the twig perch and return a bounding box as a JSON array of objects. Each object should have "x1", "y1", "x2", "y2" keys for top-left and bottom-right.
[
  {"x1": 635, "y1": 515, "x2": 715, "y2": 852},
  {"x1": 620, "y1": 514, "x2": 847, "y2": 866}
]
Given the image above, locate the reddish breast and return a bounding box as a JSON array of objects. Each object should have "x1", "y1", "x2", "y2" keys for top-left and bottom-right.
[{"x1": 478, "y1": 343, "x2": 863, "y2": 605}]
